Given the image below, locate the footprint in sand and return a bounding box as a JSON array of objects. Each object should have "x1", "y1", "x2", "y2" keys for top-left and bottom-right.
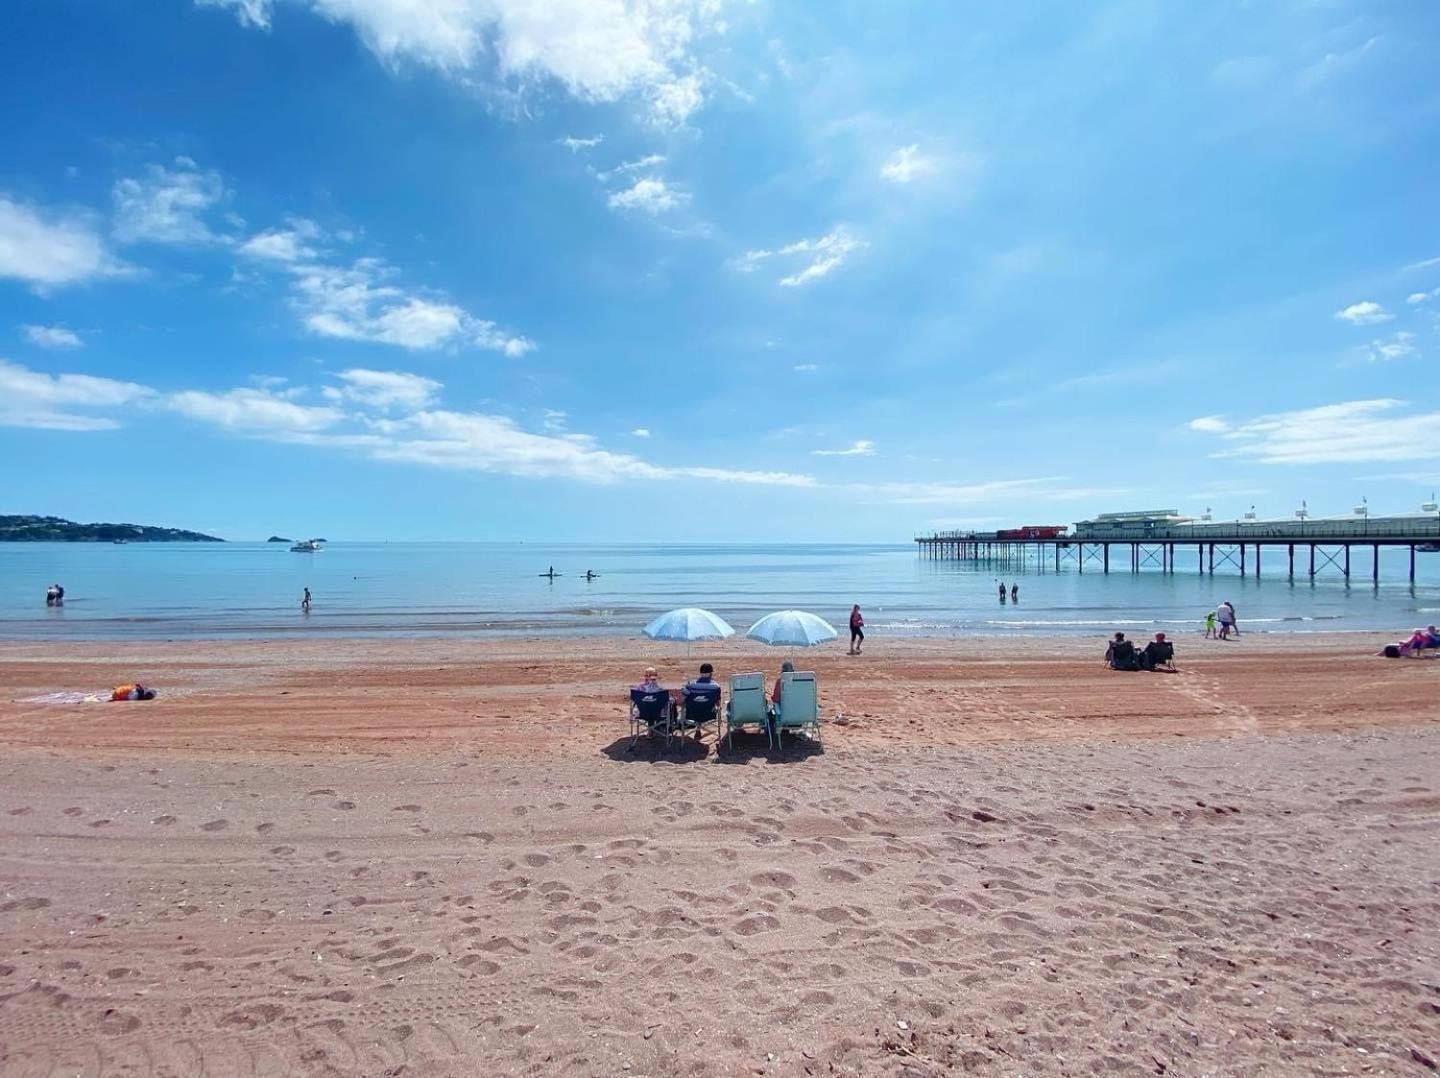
[
  {"x1": 99, "y1": 1009, "x2": 142, "y2": 1035},
  {"x1": 1, "y1": 897, "x2": 50, "y2": 912},
  {"x1": 219, "y1": 1003, "x2": 285, "y2": 1029},
  {"x1": 733, "y1": 914, "x2": 781, "y2": 936},
  {"x1": 200, "y1": 819, "x2": 229, "y2": 832},
  {"x1": 153, "y1": 815, "x2": 177, "y2": 826}
]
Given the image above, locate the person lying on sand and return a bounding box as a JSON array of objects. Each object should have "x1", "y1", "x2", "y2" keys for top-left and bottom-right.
[{"x1": 110, "y1": 683, "x2": 157, "y2": 701}]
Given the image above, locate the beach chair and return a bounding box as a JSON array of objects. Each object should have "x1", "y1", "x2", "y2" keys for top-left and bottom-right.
[
  {"x1": 674, "y1": 686, "x2": 722, "y2": 747},
  {"x1": 724, "y1": 672, "x2": 772, "y2": 750},
  {"x1": 629, "y1": 688, "x2": 672, "y2": 748},
  {"x1": 772, "y1": 671, "x2": 821, "y2": 746}
]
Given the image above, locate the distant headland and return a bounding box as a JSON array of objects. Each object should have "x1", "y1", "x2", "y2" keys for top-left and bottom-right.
[{"x1": 0, "y1": 515, "x2": 224, "y2": 543}]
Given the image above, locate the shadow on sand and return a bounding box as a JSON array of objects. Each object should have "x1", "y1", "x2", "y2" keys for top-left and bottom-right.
[
  {"x1": 600, "y1": 734, "x2": 711, "y2": 763},
  {"x1": 600, "y1": 728, "x2": 825, "y2": 764}
]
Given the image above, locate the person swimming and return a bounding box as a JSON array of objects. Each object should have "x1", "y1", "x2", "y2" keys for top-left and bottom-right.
[{"x1": 585, "y1": 570, "x2": 598, "y2": 581}]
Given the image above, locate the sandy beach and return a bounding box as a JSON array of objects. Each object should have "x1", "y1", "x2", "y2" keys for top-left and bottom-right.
[{"x1": 1, "y1": 634, "x2": 1437, "y2": 1076}]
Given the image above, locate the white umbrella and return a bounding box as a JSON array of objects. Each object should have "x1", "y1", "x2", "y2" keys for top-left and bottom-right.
[
  {"x1": 643, "y1": 607, "x2": 735, "y2": 643},
  {"x1": 746, "y1": 610, "x2": 838, "y2": 649}
]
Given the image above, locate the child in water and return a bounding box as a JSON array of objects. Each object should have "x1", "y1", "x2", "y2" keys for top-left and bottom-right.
[{"x1": 1204, "y1": 610, "x2": 1217, "y2": 639}]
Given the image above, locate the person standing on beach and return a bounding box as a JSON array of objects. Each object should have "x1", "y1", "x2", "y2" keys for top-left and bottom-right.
[
  {"x1": 849, "y1": 604, "x2": 865, "y2": 654},
  {"x1": 301, "y1": 586, "x2": 311, "y2": 612},
  {"x1": 998, "y1": 581, "x2": 1006, "y2": 603},
  {"x1": 1204, "y1": 610, "x2": 1217, "y2": 639},
  {"x1": 1010, "y1": 583, "x2": 1019, "y2": 603},
  {"x1": 1216, "y1": 601, "x2": 1235, "y2": 640},
  {"x1": 1223, "y1": 601, "x2": 1239, "y2": 636}
]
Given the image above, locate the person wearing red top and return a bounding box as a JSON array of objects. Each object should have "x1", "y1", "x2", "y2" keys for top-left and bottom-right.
[{"x1": 848, "y1": 604, "x2": 865, "y2": 655}]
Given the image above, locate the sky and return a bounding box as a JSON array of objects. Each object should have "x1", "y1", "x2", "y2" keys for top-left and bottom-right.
[{"x1": 1, "y1": 0, "x2": 1438, "y2": 542}]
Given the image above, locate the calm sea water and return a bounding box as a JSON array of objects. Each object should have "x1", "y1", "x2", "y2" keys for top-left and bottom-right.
[{"x1": 1, "y1": 541, "x2": 1437, "y2": 640}]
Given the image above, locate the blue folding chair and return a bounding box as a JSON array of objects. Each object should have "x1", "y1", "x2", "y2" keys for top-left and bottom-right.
[
  {"x1": 773, "y1": 671, "x2": 821, "y2": 746},
  {"x1": 724, "y1": 672, "x2": 772, "y2": 750},
  {"x1": 674, "y1": 686, "x2": 721, "y2": 748},
  {"x1": 629, "y1": 688, "x2": 673, "y2": 748}
]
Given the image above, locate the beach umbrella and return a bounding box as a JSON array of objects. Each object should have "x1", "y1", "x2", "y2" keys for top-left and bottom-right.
[
  {"x1": 746, "y1": 610, "x2": 838, "y2": 650},
  {"x1": 643, "y1": 607, "x2": 735, "y2": 644}
]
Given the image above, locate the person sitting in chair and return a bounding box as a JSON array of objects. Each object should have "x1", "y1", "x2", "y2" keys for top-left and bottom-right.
[
  {"x1": 1104, "y1": 632, "x2": 1140, "y2": 671},
  {"x1": 771, "y1": 660, "x2": 795, "y2": 712},
  {"x1": 1140, "y1": 632, "x2": 1176, "y2": 672},
  {"x1": 634, "y1": 666, "x2": 664, "y2": 693}
]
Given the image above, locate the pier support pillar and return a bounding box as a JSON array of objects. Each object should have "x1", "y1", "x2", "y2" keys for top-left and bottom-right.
[
  {"x1": 1373, "y1": 544, "x2": 1380, "y2": 585},
  {"x1": 1288, "y1": 543, "x2": 1294, "y2": 579},
  {"x1": 1344, "y1": 545, "x2": 1350, "y2": 580},
  {"x1": 1411, "y1": 545, "x2": 1416, "y2": 583},
  {"x1": 1103, "y1": 543, "x2": 1110, "y2": 574},
  {"x1": 1255, "y1": 544, "x2": 1261, "y2": 579},
  {"x1": 1240, "y1": 543, "x2": 1246, "y2": 577},
  {"x1": 1310, "y1": 544, "x2": 1316, "y2": 577},
  {"x1": 1208, "y1": 543, "x2": 1214, "y2": 574},
  {"x1": 1198, "y1": 544, "x2": 1203, "y2": 574}
]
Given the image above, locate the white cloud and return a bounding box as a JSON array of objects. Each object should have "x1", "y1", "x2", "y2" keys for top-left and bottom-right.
[
  {"x1": 850, "y1": 477, "x2": 1093, "y2": 506},
  {"x1": 1365, "y1": 331, "x2": 1418, "y2": 363},
  {"x1": 167, "y1": 386, "x2": 343, "y2": 433},
  {"x1": 112, "y1": 160, "x2": 229, "y2": 246},
  {"x1": 201, "y1": 0, "x2": 728, "y2": 125},
  {"x1": 1334, "y1": 300, "x2": 1392, "y2": 325},
  {"x1": 541, "y1": 408, "x2": 567, "y2": 431},
  {"x1": 793, "y1": 363, "x2": 819, "y2": 372},
  {"x1": 735, "y1": 227, "x2": 865, "y2": 288},
  {"x1": 1406, "y1": 292, "x2": 1429, "y2": 304},
  {"x1": 597, "y1": 153, "x2": 666, "y2": 181},
  {"x1": 0, "y1": 195, "x2": 129, "y2": 289},
  {"x1": 812, "y1": 439, "x2": 875, "y2": 457},
  {"x1": 196, "y1": 0, "x2": 271, "y2": 26},
  {"x1": 358, "y1": 409, "x2": 814, "y2": 485},
  {"x1": 0, "y1": 358, "x2": 152, "y2": 430},
  {"x1": 1193, "y1": 399, "x2": 1440, "y2": 464},
  {"x1": 560, "y1": 135, "x2": 604, "y2": 151},
  {"x1": 606, "y1": 176, "x2": 687, "y2": 215},
  {"x1": 322, "y1": 368, "x2": 441, "y2": 410},
  {"x1": 238, "y1": 217, "x2": 322, "y2": 263},
  {"x1": 289, "y1": 257, "x2": 533, "y2": 354},
  {"x1": 22, "y1": 325, "x2": 83, "y2": 349},
  {"x1": 1187, "y1": 415, "x2": 1229, "y2": 433},
  {"x1": 880, "y1": 144, "x2": 937, "y2": 184},
  {"x1": 630, "y1": 427, "x2": 650, "y2": 437}
]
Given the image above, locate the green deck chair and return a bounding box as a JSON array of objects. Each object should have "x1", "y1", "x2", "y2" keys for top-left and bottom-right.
[
  {"x1": 773, "y1": 671, "x2": 821, "y2": 746},
  {"x1": 724, "y1": 672, "x2": 772, "y2": 750}
]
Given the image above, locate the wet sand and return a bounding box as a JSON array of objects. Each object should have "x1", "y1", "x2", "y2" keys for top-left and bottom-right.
[{"x1": 1, "y1": 635, "x2": 1437, "y2": 1075}]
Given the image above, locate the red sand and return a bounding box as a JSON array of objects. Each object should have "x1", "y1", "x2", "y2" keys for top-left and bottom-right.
[{"x1": 1, "y1": 635, "x2": 1437, "y2": 1075}]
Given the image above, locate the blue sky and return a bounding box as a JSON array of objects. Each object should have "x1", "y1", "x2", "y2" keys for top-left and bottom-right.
[{"x1": 1, "y1": 0, "x2": 1438, "y2": 541}]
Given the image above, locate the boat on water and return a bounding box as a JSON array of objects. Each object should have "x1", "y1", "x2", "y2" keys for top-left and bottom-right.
[
  {"x1": 1419, "y1": 543, "x2": 1440, "y2": 553},
  {"x1": 290, "y1": 539, "x2": 324, "y2": 552},
  {"x1": 111, "y1": 539, "x2": 129, "y2": 545}
]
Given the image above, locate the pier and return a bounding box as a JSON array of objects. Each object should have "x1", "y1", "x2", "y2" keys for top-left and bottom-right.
[{"x1": 916, "y1": 512, "x2": 1440, "y2": 583}]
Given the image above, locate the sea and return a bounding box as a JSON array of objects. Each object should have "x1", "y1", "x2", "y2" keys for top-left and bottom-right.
[{"x1": 1, "y1": 541, "x2": 1437, "y2": 641}]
